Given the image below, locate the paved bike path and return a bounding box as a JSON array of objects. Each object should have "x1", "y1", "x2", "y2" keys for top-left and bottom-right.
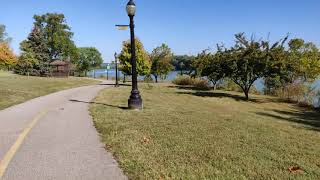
[{"x1": 0, "y1": 82, "x2": 126, "y2": 180}]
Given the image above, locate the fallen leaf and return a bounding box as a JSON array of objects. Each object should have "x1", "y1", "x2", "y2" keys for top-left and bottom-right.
[
  {"x1": 140, "y1": 136, "x2": 150, "y2": 144},
  {"x1": 288, "y1": 166, "x2": 304, "y2": 174}
]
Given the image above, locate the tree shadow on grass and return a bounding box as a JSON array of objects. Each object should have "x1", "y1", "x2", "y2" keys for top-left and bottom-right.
[
  {"x1": 256, "y1": 109, "x2": 320, "y2": 131},
  {"x1": 69, "y1": 99, "x2": 129, "y2": 110},
  {"x1": 99, "y1": 83, "x2": 131, "y2": 87},
  {"x1": 173, "y1": 87, "x2": 296, "y2": 104},
  {"x1": 168, "y1": 85, "x2": 211, "y2": 91},
  {"x1": 175, "y1": 91, "x2": 261, "y2": 102}
]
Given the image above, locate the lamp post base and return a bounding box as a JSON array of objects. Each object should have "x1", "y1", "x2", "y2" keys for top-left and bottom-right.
[{"x1": 128, "y1": 98, "x2": 143, "y2": 110}]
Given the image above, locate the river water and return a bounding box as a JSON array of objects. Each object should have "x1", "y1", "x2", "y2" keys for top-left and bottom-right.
[{"x1": 89, "y1": 69, "x2": 320, "y2": 107}]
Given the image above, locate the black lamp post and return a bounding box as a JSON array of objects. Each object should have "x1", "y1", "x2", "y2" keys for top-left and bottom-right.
[
  {"x1": 114, "y1": 52, "x2": 119, "y2": 87},
  {"x1": 126, "y1": 0, "x2": 143, "y2": 110}
]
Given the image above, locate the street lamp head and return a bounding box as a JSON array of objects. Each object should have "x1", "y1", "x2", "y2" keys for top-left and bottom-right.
[{"x1": 126, "y1": 0, "x2": 136, "y2": 16}]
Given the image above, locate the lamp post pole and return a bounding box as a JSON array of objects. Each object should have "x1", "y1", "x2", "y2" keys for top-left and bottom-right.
[
  {"x1": 114, "y1": 52, "x2": 119, "y2": 87},
  {"x1": 127, "y1": 0, "x2": 142, "y2": 110}
]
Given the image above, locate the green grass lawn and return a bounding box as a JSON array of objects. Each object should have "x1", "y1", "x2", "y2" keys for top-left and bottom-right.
[
  {"x1": 0, "y1": 71, "x2": 99, "y2": 110},
  {"x1": 90, "y1": 83, "x2": 320, "y2": 179}
]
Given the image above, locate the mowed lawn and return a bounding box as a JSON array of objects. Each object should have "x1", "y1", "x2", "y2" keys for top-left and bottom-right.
[
  {"x1": 90, "y1": 83, "x2": 320, "y2": 179},
  {"x1": 0, "y1": 71, "x2": 99, "y2": 110}
]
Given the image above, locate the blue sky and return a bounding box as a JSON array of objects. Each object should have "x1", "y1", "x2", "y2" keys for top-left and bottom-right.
[{"x1": 1, "y1": 0, "x2": 319, "y2": 62}]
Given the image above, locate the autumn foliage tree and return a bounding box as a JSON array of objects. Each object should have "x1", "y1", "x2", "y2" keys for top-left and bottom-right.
[
  {"x1": 118, "y1": 38, "x2": 151, "y2": 81},
  {"x1": 0, "y1": 24, "x2": 17, "y2": 69},
  {"x1": 0, "y1": 43, "x2": 17, "y2": 69}
]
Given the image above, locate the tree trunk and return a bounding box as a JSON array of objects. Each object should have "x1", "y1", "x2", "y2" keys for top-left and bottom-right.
[
  {"x1": 212, "y1": 81, "x2": 217, "y2": 90},
  {"x1": 244, "y1": 90, "x2": 249, "y2": 101},
  {"x1": 123, "y1": 75, "x2": 126, "y2": 83},
  {"x1": 155, "y1": 75, "x2": 158, "y2": 83}
]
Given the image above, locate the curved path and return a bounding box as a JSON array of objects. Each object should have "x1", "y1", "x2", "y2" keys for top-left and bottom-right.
[{"x1": 0, "y1": 81, "x2": 126, "y2": 180}]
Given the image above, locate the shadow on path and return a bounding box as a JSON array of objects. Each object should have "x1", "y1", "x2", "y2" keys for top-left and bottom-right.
[{"x1": 70, "y1": 99, "x2": 128, "y2": 110}]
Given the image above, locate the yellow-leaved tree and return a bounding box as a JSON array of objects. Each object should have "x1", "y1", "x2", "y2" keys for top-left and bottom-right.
[
  {"x1": 0, "y1": 42, "x2": 17, "y2": 69},
  {"x1": 118, "y1": 38, "x2": 151, "y2": 82}
]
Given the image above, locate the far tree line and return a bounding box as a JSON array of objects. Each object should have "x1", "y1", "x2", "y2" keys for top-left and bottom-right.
[
  {"x1": 117, "y1": 34, "x2": 320, "y2": 101},
  {"x1": 0, "y1": 12, "x2": 190, "y2": 79},
  {"x1": 0, "y1": 13, "x2": 103, "y2": 76}
]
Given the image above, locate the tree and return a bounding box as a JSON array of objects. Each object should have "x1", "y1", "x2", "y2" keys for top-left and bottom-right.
[
  {"x1": 172, "y1": 55, "x2": 194, "y2": 75},
  {"x1": 0, "y1": 25, "x2": 16, "y2": 69},
  {"x1": 287, "y1": 39, "x2": 320, "y2": 82},
  {"x1": 33, "y1": 13, "x2": 77, "y2": 61},
  {"x1": 222, "y1": 33, "x2": 285, "y2": 100},
  {"x1": 0, "y1": 24, "x2": 12, "y2": 43},
  {"x1": 14, "y1": 51, "x2": 39, "y2": 76},
  {"x1": 263, "y1": 37, "x2": 289, "y2": 95},
  {"x1": 18, "y1": 13, "x2": 77, "y2": 76},
  {"x1": 76, "y1": 47, "x2": 103, "y2": 76},
  {"x1": 194, "y1": 49, "x2": 224, "y2": 89},
  {"x1": 118, "y1": 38, "x2": 151, "y2": 79},
  {"x1": 19, "y1": 27, "x2": 51, "y2": 75},
  {"x1": 0, "y1": 43, "x2": 17, "y2": 69},
  {"x1": 150, "y1": 44, "x2": 174, "y2": 83}
]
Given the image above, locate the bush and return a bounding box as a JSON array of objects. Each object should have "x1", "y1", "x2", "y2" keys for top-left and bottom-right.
[
  {"x1": 173, "y1": 76, "x2": 211, "y2": 90},
  {"x1": 172, "y1": 75, "x2": 195, "y2": 86},
  {"x1": 193, "y1": 79, "x2": 211, "y2": 90},
  {"x1": 217, "y1": 78, "x2": 242, "y2": 92},
  {"x1": 275, "y1": 83, "x2": 305, "y2": 102}
]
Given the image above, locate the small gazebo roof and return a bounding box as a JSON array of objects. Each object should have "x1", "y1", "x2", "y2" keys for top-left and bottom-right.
[{"x1": 50, "y1": 60, "x2": 67, "y2": 66}]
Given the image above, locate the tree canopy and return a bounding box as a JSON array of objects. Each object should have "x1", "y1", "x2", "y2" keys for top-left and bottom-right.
[
  {"x1": 287, "y1": 39, "x2": 320, "y2": 82},
  {"x1": 76, "y1": 47, "x2": 103, "y2": 76},
  {"x1": 172, "y1": 55, "x2": 195, "y2": 75},
  {"x1": 33, "y1": 13, "x2": 77, "y2": 61},
  {"x1": 195, "y1": 33, "x2": 289, "y2": 100},
  {"x1": 0, "y1": 43, "x2": 17, "y2": 69},
  {"x1": 118, "y1": 38, "x2": 151, "y2": 76},
  {"x1": 16, "y1": 13, "x2": 78, "y2": 76},
  {"x1": 194, "y1": 49, "x2": 225, "y2": 89},
  {"x1": 150, "y1": 43, "x2": 174, "y2": 83}
]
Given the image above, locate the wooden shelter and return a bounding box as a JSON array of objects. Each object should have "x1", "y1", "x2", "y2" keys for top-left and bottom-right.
[{"x1": 49, "y1": 60, "x2": 70, "y2": 77}]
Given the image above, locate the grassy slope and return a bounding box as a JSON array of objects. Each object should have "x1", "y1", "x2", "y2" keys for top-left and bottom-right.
[
  {"x1": 0, "y1": 71, "x2": 99, "y2": 110},
  {"x1": 90, "y1": 83, "x2": 320, "y2": 179}
]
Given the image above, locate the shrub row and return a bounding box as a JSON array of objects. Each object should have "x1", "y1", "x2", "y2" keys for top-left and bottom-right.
[{"x1": 172, "y1": 76, "x2": 211, "y2": 90}]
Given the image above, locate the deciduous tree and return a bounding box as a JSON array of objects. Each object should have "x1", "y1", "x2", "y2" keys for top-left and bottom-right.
[
  {"x1": 150, "y1": 44, "x2": 174, "y2": 83},
  {"x1": 18, "y1": 13, "x2": 77, "y2": 76},
  {"x1": 118, "y1": 38, "x2": 151, "y2": 77},
  {"x1": 194, "y1": 49, "x2": 225, "y2": 89},
  {"x1": 172, "y1": 55, "x2": 194, "y2": 75},
  {"x1": 14, "y1": 51, "x2": 38, "y2": 76},
  {"x1": 222, "y1": 33, "x2": 285, "y2": 100},
  {"x1": 33, "y1": 13, "x2": 77, "y2": 61},
  {"x1": 0, "y1": 43, "x2": 17, "y2": 69},
  {"x1": 76, "y1": 47, "x2": 103, "y2": 76}
]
